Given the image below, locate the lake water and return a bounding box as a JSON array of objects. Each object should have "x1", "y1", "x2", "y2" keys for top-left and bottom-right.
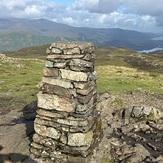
[{"x1": 138, "y1": 47, "x2": 163, "y2": 53}]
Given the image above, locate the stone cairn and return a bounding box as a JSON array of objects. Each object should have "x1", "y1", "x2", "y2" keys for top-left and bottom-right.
[{"x1": 30, "y1": 42, "x2": 103, "y2": 162}]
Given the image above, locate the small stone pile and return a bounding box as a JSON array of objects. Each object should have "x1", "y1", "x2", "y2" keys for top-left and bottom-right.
[{"x1": 30, "y1": 42, "x2": 103, "y2": 162}]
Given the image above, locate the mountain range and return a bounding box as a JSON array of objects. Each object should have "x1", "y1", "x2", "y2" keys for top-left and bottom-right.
[{"x1": 0, "y1": 18, "x2": 163, "y2": 52}]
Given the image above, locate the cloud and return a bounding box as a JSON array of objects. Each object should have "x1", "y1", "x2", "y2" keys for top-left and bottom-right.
[
  {"x1": 71, "y1": 0, "x2": 163, "y2": 33},
  {"x1": 0, "y1": 0, "x2": 162, "y2": 32},
  {"x1": 72, "y1": 0, "x2": 123, "y2": 13},
  {"x1": 0, "y1": 0, "x2": 56, "y2": 18}
]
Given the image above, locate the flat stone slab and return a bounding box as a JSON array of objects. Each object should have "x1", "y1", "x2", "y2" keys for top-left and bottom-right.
[{"x1": 49, "y1": 42, "x2": 95, "y2": 54}]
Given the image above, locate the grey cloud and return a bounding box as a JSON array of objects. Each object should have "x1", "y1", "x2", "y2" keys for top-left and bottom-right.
[
  {"x1": 72, "y1": 0, "x2": 163, "y2": 29},
  {"x1": 73, "y1": 0, "x2": 123, "y2": 13},
  {"x1": 0, "y1": 0, "x2": 57, "y2": 19},
  {"x1": 0, "y1": 0, "x2": 162, "y2": 32}
]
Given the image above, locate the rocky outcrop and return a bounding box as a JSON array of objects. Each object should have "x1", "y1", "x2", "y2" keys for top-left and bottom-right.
[
  {"x1": 30, "y1": 42, "x2": 103, "y2": 162},
  {"x1": 96, "y1": 92, "x2": 163, "y2": 163}
]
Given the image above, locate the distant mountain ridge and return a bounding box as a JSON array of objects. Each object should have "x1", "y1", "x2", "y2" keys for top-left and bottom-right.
[{"x1": 0, "y1": 18, "x2": 163, "y2": 52}]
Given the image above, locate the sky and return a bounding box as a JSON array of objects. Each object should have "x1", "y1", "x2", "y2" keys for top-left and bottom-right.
[{"x1": 0, "y1": 0, "x2": 163, "y2": 33}]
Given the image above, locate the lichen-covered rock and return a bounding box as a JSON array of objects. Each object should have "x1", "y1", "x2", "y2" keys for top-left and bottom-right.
[
  {"x1": 60, "y1": 69, "x2": 88, "y2": 82},
  {"x1": 42, "y1": 77, "x2": 73, "y2": 88},
  {"x1": 43, "y1": 68, "x2": 59, "y2": 77},
  {"x1": 34, "y1": 124, "x2": 61, "y2": 140},
  {"x1": 37, "y1": 92, "x2": 76, "y2": 112},
  {"x1": 68, "y1": 130, "x2": 93, "y2": 147},
  {"x1": 123, "y1": 105, "x2": 161, "y2": 124}
]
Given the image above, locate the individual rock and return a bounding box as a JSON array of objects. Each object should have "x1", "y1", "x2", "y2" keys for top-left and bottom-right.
[
  {"x1": 60, "y1": 69, "x2": 88, "y2": 82},
  {"x1": 42, "y1": 77, "x2": 73, "y2": 89},
  {"x1": 34, "y1": 124, "x2": 61, "y2": 140},
  {"x1": 37, "y1": 92, "x2": 76, "y2": 112},
  {"x1": 51, "y1": 47, "x2": 62, "y2": 54},
  {"x1": 68, "y1": 130, "x2": 93, "y2": 147},
  {"x1": 40, "y1": 84, "x2": 76, "y2": 98},
  {"x1": 43, "y1": 68, "x2": 59, "y2": 77}
]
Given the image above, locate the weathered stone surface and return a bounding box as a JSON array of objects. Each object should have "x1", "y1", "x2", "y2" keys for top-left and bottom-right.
[
  {"x1": 43, "y1": 68, "x2": 59, "y2": 77},
  {"x1": 37, "y1": 92, "x2": 76, "y2": 112},
  {"x1": 53, "y1": 62, "x2": 67, "y2": 68},
  {"x1": 77, "y1": 90, "x2": 97, "y2": 104},
  {"x1": 123, "y1": 105, "x2": 161, "y2": 124},
  {"x1": 46, "y1": 48, "x2": 51, "y2": 54},
  {"x1": 75, "y1": 96, "x2": 96, "y2": 114},
  {"x1": 70, "y1": 59, "x2": 93, "y2": 72},
  {"x1": 60, "y1": 69, "x2": 88, "y2": 82},
  {"x1": 45, "y1": 60, "x2": 54, "y2": 68},
  {"x1": 88, "y1": 71, "x2": 97, "y2": 81},
  {"x1": 67, "y1": 156, "x2": 91, "y2": 163},
  {"x1": 60, "y1": 133, "x2": 67, "y2": 144},
  {"x1": 31, "y1": 142, "x2": 43, "y2": 150},
  {"x1": 50, "y1": 42, "x2": 94, "y2": 54},
  {"x1": 56, "y1": 118, "x2": 89, "y2": 127},
  {"x1": 31, "y1": 42, "x2": 102, "y2": 162},
  {"x1": 42, "y1": 77, "x2": 73, "y2": 89},
  {"x1": 51, "y1": 47, "x2": 62, "y2": 54},
  {"x1": 37, "y1": 109, "x2": 64, "y2": 118},
  {"x1": 74, "y1": 81, "x2": 95, "y2": 89},
  {"x1": 40, "y1": 83, "x2": 76, "y2": 98},
  {"x1": 63, "y1": 47, "x2": 81, "y2": 54},
  {"x1": 34, "y1": 124, "x2": 61, "y2": 140},
  {"x1": 70, "y1": 59, "x2": 93, "y2": 68},
  {"x1": 47, "y1": 54, "x2": 84, "y2": 59},
  {"x1": 82, "y1": 53, "x2": 95, "y2": 61},
  {"x1": 35, "y1": 117, "x2": 60, "y2": 129},
  {"x1": 68, "y1": 130, "x2": 93, "y2": 147},
  {"x1": 76, "y1": 85, "x2": 95, "y2": 95}
]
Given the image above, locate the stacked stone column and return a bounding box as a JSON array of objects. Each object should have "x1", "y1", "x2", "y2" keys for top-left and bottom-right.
[{"x1": 31, "y1": 42, "x2": 103, "y2": 162}]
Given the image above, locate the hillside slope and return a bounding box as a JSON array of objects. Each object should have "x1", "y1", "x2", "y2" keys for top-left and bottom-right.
[{"x1": 1, "y1": 18, "x2": 163, "y2": 52}]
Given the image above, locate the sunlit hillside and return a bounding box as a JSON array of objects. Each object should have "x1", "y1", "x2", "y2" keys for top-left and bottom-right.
[{"x1": 0, "y1": 45, "x2": 163, "y2": 114}]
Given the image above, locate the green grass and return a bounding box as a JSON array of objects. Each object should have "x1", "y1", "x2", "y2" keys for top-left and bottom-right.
[
  {"x1": 1, "y1": 45, "x2": 163, "y2": 113},
  {"x1": 0, "y1": 59, "x2": 44, "y2": 107},
  {"x1": 96, "y1": 65, "x2": 163, "y2": 94}
]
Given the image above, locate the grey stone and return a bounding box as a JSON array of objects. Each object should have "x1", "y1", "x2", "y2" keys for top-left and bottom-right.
[
  {"x1": 46, "y1": 54, "x2": 84, "y2": 59},
  {"x1": 82, "y1": 53, "x2": 95, "y2": 61},
  {"x1": 63, "y1": 47, "x2": 81, "y2": 54},
  {"x1": 43, "y1": 68, "x2": 59, "y2": 77},
  {"x1": 46, "y1": 48, "x2": 51, "y2": 54},
  {"x1": 70, "y1": 59, "x2": 93, "y2": 67},
  {"x1": 60, "y1": 133, "x2": 67, "y2": 144},
  {"x1": 56, "y1": 118, "x2": 89, "y2": 127},
  {"x1": 42, "y1": 77, "x2": 73, "y2": 89},
  {"x1": 76, "y1": 85, "x2": 95, "y2": 95},
  {"x1": 34, "y1": 124, "x2": 61, "y2": 140},
  {"x1": 50, "y1": 42, "x2": 94, "y2": 54},
  {"x1": 40, "y1": 84, "x2": 76, "y2": 98},
  {"x1": 60, "y1": 69, "x2": 88, "y2": 82},
  {"x1": 37, "y1": 92, "x2": 76, "y2": 112},
  {"x1": 77, "y1": 90, "x2": 97, "y2": 104},
  {"x1": 74, "y1": 81, "x2": 95, "y2": 89},
  {"x1": 37, "y1": 109, "x2": 64, "y2": 118},
  {"x1": 69, "y1": 59, "x2": 93, "y2": 72},
  {"x1": 51, "y1": 47, "x2": 62, "y2": 54},
  {"x1": 68, "y1": 131, "x2": 93, "y2": 147},
  {"x1": 88, "y1": 71, "x2": 97, "y2": 81},
  {"x1": 132, "y1": 106, "x2": 143, "y2": 118},
  {"x1": 53, "y1": 62, "x2": 67, "y2": 68},
  {"x1": 45, "y1": 60, "x2": 54, "y2": 68}
]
